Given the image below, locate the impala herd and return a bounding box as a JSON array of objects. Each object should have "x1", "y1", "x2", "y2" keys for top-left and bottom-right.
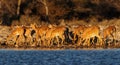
[{"x1": 6, "y1": 23, "x2": 117, "y2": 48}]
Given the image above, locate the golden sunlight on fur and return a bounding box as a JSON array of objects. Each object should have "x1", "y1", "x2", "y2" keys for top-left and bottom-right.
[
  {"x1": 81, "y1": 26, "x2": 102, "y2": 46},
  {"x1": 103, "y1": 26, "x2": 116, "y2": 45},
  {"x1": 5, "y1": 23, "x2": 118, "y2": 48}
]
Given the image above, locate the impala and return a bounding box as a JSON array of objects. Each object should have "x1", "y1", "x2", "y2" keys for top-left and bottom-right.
[
  {"x1": 72, "y1": 25, "x2": 86, "y2": 45},
  {"x1": 103, "y1": 26, "x2": 116, "y2": 45},
  {"x1": 50, "y1": 26, "x2": 67, "y2": 47},
  {"x1": 81, "y1": 26, "x2": 102, "y2": 46},
  {"x1": 30, "y1": 23, "x2": 49, "y2": 46},
  {"x1": 6, "y1": 26, "x2": 25, "y2": 47}
]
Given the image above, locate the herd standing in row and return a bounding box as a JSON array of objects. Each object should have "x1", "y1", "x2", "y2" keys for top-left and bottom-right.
[{"x1": 6, "y1": 23, "x2": 116, "y2": 48}]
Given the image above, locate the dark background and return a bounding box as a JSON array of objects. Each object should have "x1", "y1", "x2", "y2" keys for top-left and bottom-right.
[{"x1": 0, "y1": 0, "x2": 120, "y2": 26}]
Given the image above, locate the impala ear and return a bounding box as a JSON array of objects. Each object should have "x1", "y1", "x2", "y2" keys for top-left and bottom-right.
[
  {"x1": 21, "y1": 25, "x2": 24, "y2": 27},
  {"x1": 30, "y1": 24, "x2": 33, "y2": 26},
  {"x1": 33, "y1": 23, "x2": 36, "y2": 25},
  {"x1": 30, "y1": 23, "x2": 37, "y2": 28},
  {"x1": 48, "y1": 24, "x2": 52, "y2": 28},
  {"x1": 16, "y1": 25, "x2": 19, "y2": 28}
]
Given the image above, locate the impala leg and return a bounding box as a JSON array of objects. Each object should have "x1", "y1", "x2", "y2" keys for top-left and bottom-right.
[
  {"x1": 56, "y1": 37, "x2": 59, "y2": 47},
  {"x1": 15, "y1": 35, "x2": 21, "y2": 47},
  {"x1": 87, "y1": 38, "x2": 90, "y2": 46},
  {"x1": 77, "y1": 37, "x2": 81, "y2": 46},
  {"x1": 97, "y1": 35, "x2": 103, "y2": 46},
  {"x1": 111, "y1": 33, "x2": 116, "y2": 45}
]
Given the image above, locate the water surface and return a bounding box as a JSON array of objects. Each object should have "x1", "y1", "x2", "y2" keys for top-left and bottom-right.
[{"x1": 0, "y1": 49, "x2": 120, "y2": 65}]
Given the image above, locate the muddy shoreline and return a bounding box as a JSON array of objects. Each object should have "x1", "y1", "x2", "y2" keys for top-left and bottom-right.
[{"x1": 0, "y1": 44, "x2": 120, "y2": 50}]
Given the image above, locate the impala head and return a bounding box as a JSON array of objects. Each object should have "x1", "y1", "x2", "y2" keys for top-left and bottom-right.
[
  {"x1": 48, "y1": 24, "x2": 53, "y2": 28},
  {"x1": 48, "y1": 24, "x2": 56, "y2": 28},
  {"x1": 30, "y1": 23, "x2": 37, "y2": 29}
]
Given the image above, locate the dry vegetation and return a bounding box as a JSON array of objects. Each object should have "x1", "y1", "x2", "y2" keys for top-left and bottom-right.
[{"x1": 0, "y1": 0, "x2": 120, "y2": 49}]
